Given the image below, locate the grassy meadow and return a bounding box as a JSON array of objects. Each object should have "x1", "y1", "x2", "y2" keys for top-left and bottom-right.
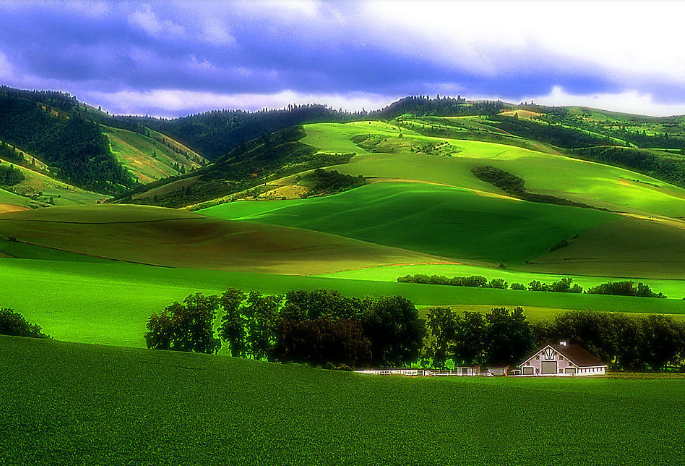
[
  {"x1": 302, "y1": 121, "x2": 685, "y2": 217},
  {"x1": 0, "y1": 204, "x2": 440, "y2": 274},
  {"x1": 2, "y1": 335, "x2": 684, "y2": 466}
]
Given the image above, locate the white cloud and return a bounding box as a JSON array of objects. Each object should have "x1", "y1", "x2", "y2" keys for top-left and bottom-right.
[
  {"x1": 360, "y1": 1, "x2": 685, "y2": 87},
  {"x1": 82, "y1": 89, "x2": 398, "y2": 117},
  {"x1": 128, "y1": 4, "x2": 185, "y2": 37},
  {"x1": 472, "y1": 86, "x2": 685, "y2": 117},
  {"x1": 200, "y1": 18, "x2": 235, "y2": 46},
  {"x1": 0, "y1": 52, "x2": 13, "y2": 79}
]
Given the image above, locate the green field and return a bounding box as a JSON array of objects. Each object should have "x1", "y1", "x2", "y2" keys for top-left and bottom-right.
[
  {"x1": 201, "y1": 183, "x2": 617, "y2": 265},
  {"x1": 105, "y1": 126, "x2": 203, "y2": 183},
  {"x1": 319, "y1": 262, "x2": 685, "y2": 299},
  {"x1": 2, "y1": 256, "x2": 685, "y2": 348},
  {"x1": 301, "y1": 121, "x2": 685, "y2": 217},
  {"x1": 2, "y1": 336, "x2": 684, "y2": 465}
]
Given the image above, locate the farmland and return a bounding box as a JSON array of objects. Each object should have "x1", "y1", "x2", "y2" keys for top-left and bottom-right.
[{"x1": 1, "y1": 335, "x2": 684, "y2": 465}]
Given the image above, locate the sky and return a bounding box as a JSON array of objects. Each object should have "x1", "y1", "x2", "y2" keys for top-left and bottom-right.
[{"x1": 1, "y1": 0, "x2": 684, "y2": 118}]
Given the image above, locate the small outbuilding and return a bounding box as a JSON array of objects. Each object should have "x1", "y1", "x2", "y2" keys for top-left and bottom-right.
[{"x1": 519, "y1": 340, "x2": 607, "y2": 376}]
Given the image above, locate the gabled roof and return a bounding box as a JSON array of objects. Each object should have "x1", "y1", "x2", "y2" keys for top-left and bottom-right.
[
  {"x1": 551, "y1": 343, "x2": 606, "y2": 367},
  {"x1": 521, "y1": 341, "x2": 606, "y2": 368}
]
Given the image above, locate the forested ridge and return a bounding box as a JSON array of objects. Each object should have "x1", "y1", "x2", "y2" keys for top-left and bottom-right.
[{"x1": 0, "y1": 90, "x2": 134, "y2": 193}]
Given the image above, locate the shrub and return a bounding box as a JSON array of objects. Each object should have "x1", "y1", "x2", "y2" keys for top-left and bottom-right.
[
  {"x1": 0, "y1": 308, "x2": 48, "y2": 339},
  {"x1": 510, "y1": 283, "x2": 526, "y2": 291},
  {"x1": 489, "y1": 278, "x2": 508, "y2": 289}
]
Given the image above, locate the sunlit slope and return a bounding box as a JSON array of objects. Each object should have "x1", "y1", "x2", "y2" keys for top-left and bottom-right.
[
  {"x1": 0, "y1": 204, "x2": 443, "y2": 274},
  {"x1": 0, "y1": 159, "x2": 104, "y2": 207},
  {"x1": 104, "y1": 126, "x2": 204, "y2": 183},
  {"x1": 201, "y1": 183, "x2": 616, "y2": 265},
  {"x1": 0, "y1": 187, "x2": 35, "y2": 212},
  {"x1": 318, "y1": 263, "x2": 685, "y2": 300},
  {"x1": 302, "y1": 122, "x2": 685, "y2": 217}
]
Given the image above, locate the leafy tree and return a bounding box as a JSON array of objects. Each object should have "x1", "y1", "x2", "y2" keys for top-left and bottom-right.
[
  {"x1": 274, "y1": 318, "x2": 371, "y2": 367},
  {"x1": 146, "y1": 293, "x2": 221, "y2": 354},
  {"x1": 363, "y1": 296, "x2": 425, "y2": 367},
  {"x1": 641, "y1": 315, "x2": 682, "y2": 370},
  {"x1": 425, "y1": 307, "x2": 457, "y2": 369},
  {"x1": 484, "y1": 307, "x2": 535, "y2": 366},
  {"x1": 0, "y1": 308, "x2": 49, "y2": 338},
  {"x1": 218, "y1": 288, "x2": 247, "y2": 357},
  {"x1": 453, "y1": 312, "x2": 486, "y2": 366},
  {"x1": 243, "y1": 291, "x2": 281, "y2": 360}
]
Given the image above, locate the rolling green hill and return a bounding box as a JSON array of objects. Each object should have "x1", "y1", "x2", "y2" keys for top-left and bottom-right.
[
  {"x1": 2, "y1": 335, "x2": 684, "y2": 465},
  {"x1": 0, "y1": 204, "x2": 442, "y2": 274},
  {"x1": 104, "y1": 126, "x2": 206, "y2": 183},
  {"x1": 201, "y1": 182, "x2": 617, "y2": 265}
]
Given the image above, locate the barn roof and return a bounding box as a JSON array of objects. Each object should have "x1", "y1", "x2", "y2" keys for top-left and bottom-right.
[
  {"x1": 521, "y1": 341, "x2": 606, "y2": 368},
  {"x1": 551, "y1": 343, "x2": 606, "y2": 367}
]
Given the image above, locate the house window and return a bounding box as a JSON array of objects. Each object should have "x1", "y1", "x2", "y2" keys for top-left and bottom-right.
[
  {"x1": 560, "y1": 356, "x2": 564, "y2": 360},
  {"x1": 535, "y1": 355, "x2": 539, "y2": 360}
]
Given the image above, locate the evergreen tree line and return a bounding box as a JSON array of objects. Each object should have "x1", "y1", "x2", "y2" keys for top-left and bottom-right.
[
  {"x1": 0, "y1": 96, "x2": 134, "y2": 193},
  {"x1": 0, "y1": 140, "x2": 25, "y2": 165},
  {"x1": 145, "y1": 289, "x2": 425, "y2": 368}
]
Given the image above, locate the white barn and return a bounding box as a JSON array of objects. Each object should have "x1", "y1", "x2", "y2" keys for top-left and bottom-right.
[{"x1": 519, "y1": 340, "x2": 607, "y2": 376}]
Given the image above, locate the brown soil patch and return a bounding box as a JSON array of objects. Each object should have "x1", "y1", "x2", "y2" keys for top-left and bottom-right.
[{"x1": 0, "y1": 204, "x2": 29, "y2": 214}]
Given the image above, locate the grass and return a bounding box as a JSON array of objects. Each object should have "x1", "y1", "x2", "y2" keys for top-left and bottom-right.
[
  {"x1": 104, "y1": 126, "x2": 203, "y2": 183},
  {"x1": 200, "y1": 182, "x2": 617, "y2": 265},
  {"x1": 3, "y1": 258, "x2": 685, "y2": 348},
  {"x1": 2, "y1": 335, "x2": 685, "y2": 465},
  {"x1": 301, "y1": 121, "x2": 685, "y2": 217},
  {"x1": 318, "y1": 262, "x2": 685, "y2": 299},
  {"x1": 522, "y1": 217, "x2": 685, "y2": 279},
  {"x1": 0, "y1": 204, "x2": 439, "y2": 274}
]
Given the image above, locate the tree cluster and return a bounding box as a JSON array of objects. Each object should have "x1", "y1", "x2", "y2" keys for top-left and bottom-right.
[
  {"x1": 299, "y1": 168, "x2": 365, "y2": 197},
  {"x1": 146, "y1": 289, "x2": 426, "y2": 368},
  {"x1": 397, "y1": 274, "x2": 584, "y2": 293},
  {"x1": 425, "y1": 307, "x2": 535, "y2": 369},
  {"x1": 0, "y1": 164, "x2": 24, "y2": 186},
  {"x1": 534, "y1": 311, "x2": 685, "y2": 371},
  {"x1": 587, "y1": 281, "x2": 666, "y2": 298}
]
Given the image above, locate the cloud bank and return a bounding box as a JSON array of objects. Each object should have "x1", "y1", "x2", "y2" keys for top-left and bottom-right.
[{"x1": 0, "y1": 1, "x2": 683, "y2": 117}]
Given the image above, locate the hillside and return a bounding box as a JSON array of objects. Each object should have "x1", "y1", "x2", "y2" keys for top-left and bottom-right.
[
  {"x1": 104, "y1": 126, "x2": 206, "y2": 183},
  {"x1": 0, "y1": 87, "x2": 210, "y2": 195},
  {"x1": 2, "y1": 335, "x2": 684, "y2": 465},
  {"x1": 113, "y1": 125, "x2": 355, "y2": 208},
  {"x1": 0, "y1": 90, "x2": 134, "y2": 193},
  {"x1": 0, "y1": 204, "x2": 443, "y2": 274}
]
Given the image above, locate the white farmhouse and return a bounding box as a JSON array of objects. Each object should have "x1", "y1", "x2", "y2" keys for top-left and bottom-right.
[{"x1": 519, "y1": 340, "x2": 607, "y2": 376}]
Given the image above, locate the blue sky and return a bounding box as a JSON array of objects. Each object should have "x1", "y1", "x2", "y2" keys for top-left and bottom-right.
[{"x1": 1, "y1": 0, "x2": 684, "y2": 117}]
